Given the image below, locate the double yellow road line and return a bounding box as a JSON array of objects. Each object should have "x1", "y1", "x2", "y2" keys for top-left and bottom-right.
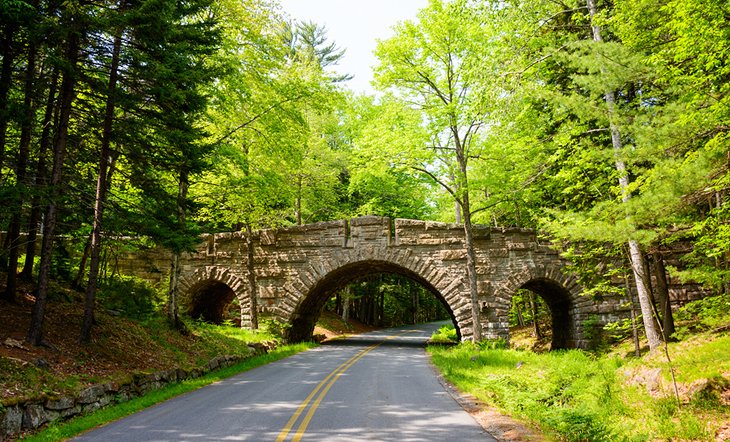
[{"x1": 275, "y1": 331, "x2": 414, "y2": 442}]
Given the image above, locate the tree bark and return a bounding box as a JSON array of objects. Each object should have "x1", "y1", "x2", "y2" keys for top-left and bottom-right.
[
  {"x1": 4, "y1": 36, "x2": 38, "y2": 301},
  {"x1": 27, "y1": 20, "x2": 80, "y2": 345},
  {"x1": 341, "y1": 285, "x2": 350, "y2": 322},
  {"x1": 167, "y1": 170, "x2": 189, "y2": 331},
  {"x1": 81, "y1": 27, "x2": 123, "y2": 344},
  {"x1": 296, "y1": 174, "x2": 302, "y2": 225},
  {"x1": 529, "y1": 291, "x2": 542, "y2": 339},
  {"x1": 245, "y1": 224, "x2": 259, "y2": 329},
  {"x1": 458, "y1": 155, "x2": 483, "y2": 341},
  {"x1": 586, "y1": 0, "x2": 663, "y2": 350},
  {"x1": 0, "y1": 22, "x2": 16, "y2": 189},
  {"x1": 652, "y1": 252, "x2": 675, "y2": 339},
  {"x1": 22, "y1": 68, "x2": 59, "y2": 281}
]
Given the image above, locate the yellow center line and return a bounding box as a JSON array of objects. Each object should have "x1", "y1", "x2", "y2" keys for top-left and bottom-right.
[
  {"x1": 274, "y1": 344, "x2": 377, "y2": 442},
  {"x1": 276, "y1": 330, "x2": 416, "y2": 442},
  {"x1": 291, "y1": 345, "x2": 378, "y2": 441}
]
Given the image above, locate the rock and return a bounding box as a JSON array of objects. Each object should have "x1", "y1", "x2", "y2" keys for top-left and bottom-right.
[
  {"x1": 33, "y1": 358, "x2": 50, "y2": 369},
  {"x1": 0, "y1": 406, "x2": 23, "y2": 437},
  {"x1": 22, "y1": 404, "x2": 59, "y2": 430},
  {"x1": 77, "y1": 384, "x2": 106, "y2": 404},
  {"x1": 3, "y1": 338, "x2": 27, "y2": 350},
  {"x1": 45, "y1": 396, "x2": 75, "y2": 411}
]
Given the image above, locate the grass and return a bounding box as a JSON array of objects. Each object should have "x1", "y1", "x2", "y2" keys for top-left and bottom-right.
[
  {"x1": 428, "y1": 298, "x2": 730, "y2": 442},
  {"x1": 21, "y1": 342, "x2": 316, "y2": 442},
  {"x1": 428, "y1": 323, "x2": 459, "y2": 343}
]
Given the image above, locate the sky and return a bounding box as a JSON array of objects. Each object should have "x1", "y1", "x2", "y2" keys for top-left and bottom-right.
[{"x1": 277, "y1": 0, "x2": 428, "y2": 95}]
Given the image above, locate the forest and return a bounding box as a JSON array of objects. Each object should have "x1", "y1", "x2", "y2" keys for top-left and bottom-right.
[{"x1": 0, "y1": 0, "x2": 728, "y2": 351}]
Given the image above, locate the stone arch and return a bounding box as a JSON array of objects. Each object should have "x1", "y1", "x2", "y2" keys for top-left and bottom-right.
[
  {"x1": 494, "y1": 264, "x2": 584, "y2": 349},
  {"x1": 179, "y1": 266, "x2": 247, "y2": 324},
  {"x1": 282, "y1": 249, "x2": 471, "y2": 343}
]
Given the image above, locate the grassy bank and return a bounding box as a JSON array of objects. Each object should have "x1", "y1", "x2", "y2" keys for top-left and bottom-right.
[
  {"x1": 429, "y1": 299, "x2": 730, "y2": 441},
  {"x1": 21, "y1": 342, "x2": 315, "y2": 441}
]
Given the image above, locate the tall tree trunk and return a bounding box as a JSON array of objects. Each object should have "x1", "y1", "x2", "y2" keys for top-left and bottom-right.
[
  {"x1": 623, "y1": 273, "x2": 642, "y2": 356},
  {"x1": 27, "y1": 22, "x2": 80, "y2": 346},
  {"x1": 22, "y1": 68, "x2": 59, "y2": 281},
  {"x1": 245, "y1": 224, "x2": 258, "y2": 329},
  {"x1": 0, "y1": 23, "x2": 16, "y2": 188},
  {"x1": 341, "y1": 285, "x2": 350, "y2": 322},
  {"x1": 515, "y1": 296, "x2": 525, "y2": 327},
  {"x1": 296, "y1": 174, "x2": 302, "y2": 225},
  {"x1": 80, "y1": 28, "x2": 122, "y2": 344},
  {"x1": 458, "y1": 164, "x2": 482, "y2": 341},
  {"x1": 167, "y1": 169, "x2": 189, "y2": 331},
  {"x1": 652, "y1": 252, "x2": 675, "y2": 339},
  {"x1": 586, "y1": 0, "x2": 663, "y2": 350},
  {"x1": 4, "y1": 36, "x2": 38, "y2": 301},
  {"x1": 73, "y1": 238, "x2": 91, "y2": 289},
  {"x1": 529, "y1": 291, "x2": 542, "y2": 339}
]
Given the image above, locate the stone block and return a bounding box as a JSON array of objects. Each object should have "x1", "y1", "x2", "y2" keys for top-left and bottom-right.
[
  {"x1": 438, "y1": 249, "x2": 467, "y2": 261},
  {"x1": 45, "y1": 396, "x2": 75, "y2": 411},
  {"x1": 1, "y1": 406, "x2": 22, "y2": 437},
  {"x1": 77, "y1": 384, "x2": 106, "y2": 404},
  {"x1": 22, "y1": 404, "x2": 59, "y2": 430}
]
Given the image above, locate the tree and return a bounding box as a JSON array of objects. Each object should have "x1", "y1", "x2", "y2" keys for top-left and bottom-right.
[
  {"x1": 27, "y1": 1, "x2": 84, "y2": 345},
  {"x1": 373, "y1": 0, "x2": 518, "y2": 340}
]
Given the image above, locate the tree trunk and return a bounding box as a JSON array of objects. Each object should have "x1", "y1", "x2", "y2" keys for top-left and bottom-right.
[
  {"x1": 296, "y1": 175, "x2": 302, "y2": 225},
  {"x1": 515, "y1": 296, "x2": 525, "y2": 327},
  {"x1": 652, "y1": 252, "x2": 675, "y2": 339},
  {"x1": 623, "y1": 273, "x2": 642, "y2": 357},
  {"x1": 167, "y1": 169, "x2": 189, "y2": 331},
  {"x1": 80, "y1": 27, "x2": 122, "y2": 344},
  {"x1": 341, "y1": 285, "x2": 350, "y2": 322},
  {"x1": 0, "y1": 22, "x2": 16, "y2": 188},
  {"x1": 460, "y1": 176, "x2": 482, "y2": 341},
  {"x1": 27, "y1": 22, "x2": 80, "y2": 346},
  {"x1": 529, "y1": 291, "x2": 542, "y2": 339},
  {"x1": 245, "y1": 224, "x2": 258, "y2": 329},
  {"x1": 627, "y1": 240, "x2": 662, "y2": 349},
  {"x1": 586, "y1": 0, "x2": 663, "y2": 350},
  {"x1": 4, "y1": 38, "x2": 38, "y2": 301},
  {"x1": 22, "y1": 68, "x2": 59, "y2": 281},
  {"x1": 73, "y1": 237, "x2": 91, "y2": 289}
]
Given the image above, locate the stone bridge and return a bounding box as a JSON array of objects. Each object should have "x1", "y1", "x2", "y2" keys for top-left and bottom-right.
[{"x1": 136, "y1": 216, "x2": 615, "y2": 349}]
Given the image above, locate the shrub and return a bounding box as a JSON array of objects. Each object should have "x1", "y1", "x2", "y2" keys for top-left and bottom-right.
[{"x1": 97, "y1": 276, "x2": 163, "y2": 319}]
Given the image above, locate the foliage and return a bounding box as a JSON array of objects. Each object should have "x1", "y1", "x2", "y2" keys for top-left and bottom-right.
[
  {"x1": 429, "y1": 336, "x2": 730, "y2": 441},
  {"x1": 672, "y1": 295, "x2": 730, "y2": 340},
  {"x1": 324, "y1": 274, "x2": 451, "y2": 328},
  {"x1": 429, "y1": 323, "x2": 459, "y2": 343},
  {"x1": 97, "y1": 276, "x2": 164, "y2": 320}
]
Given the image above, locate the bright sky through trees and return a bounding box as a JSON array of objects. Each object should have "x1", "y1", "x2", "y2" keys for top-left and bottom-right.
[{"x1": 277, "y1": 0, "x2": 428, "y2": 94}]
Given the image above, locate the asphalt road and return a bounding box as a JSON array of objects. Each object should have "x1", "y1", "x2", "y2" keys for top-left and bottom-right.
[{"x1": 75, "y1": 322, "x2": 497, "y2": 441}]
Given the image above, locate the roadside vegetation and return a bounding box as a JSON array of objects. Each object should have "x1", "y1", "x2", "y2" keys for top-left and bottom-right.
[
  {"x1": 429, "y1": 295, "x2": 730, "y2": 442},
  {"x1": 22, "y1": 343, "x2": 314, "y2": 442}
]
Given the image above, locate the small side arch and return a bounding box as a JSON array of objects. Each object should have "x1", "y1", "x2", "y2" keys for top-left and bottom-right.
[
  {"x1": 179, "y1": 266, "x2": 247, "y2": 324},
  {"x1": 494, "y1": 265, "x2": 584, "y2": 349}
]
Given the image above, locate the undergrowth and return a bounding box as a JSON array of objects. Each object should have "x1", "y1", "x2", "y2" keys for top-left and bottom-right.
[{"x1": 429, "y1": 295, "x2": 730, "y2": 441}]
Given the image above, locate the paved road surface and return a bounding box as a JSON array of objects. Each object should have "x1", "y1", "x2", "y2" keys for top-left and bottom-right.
[{"x1": 75, "y1": 322, "x2": 497, "y2": 441}]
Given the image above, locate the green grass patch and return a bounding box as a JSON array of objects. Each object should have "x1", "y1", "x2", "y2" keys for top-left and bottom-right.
[
  {"x1": 22, "y1": 342, "x2": 315, "y2": 442},
  {"x1": 428, "y1": 339, "x2": 729, "y2": 442},
  {"x1": 429, "y1": 323, "x2": 459, "y2": 343}
]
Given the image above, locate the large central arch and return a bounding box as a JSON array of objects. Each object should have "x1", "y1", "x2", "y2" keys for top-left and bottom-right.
[{"x1": 287, "y1": 259, "x2": 462, "y2": 342}]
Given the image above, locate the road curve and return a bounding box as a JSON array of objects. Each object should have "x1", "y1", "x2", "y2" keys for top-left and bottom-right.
[{"x1": 75, "y1": 322, "x2": 497, "y2": 441}]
